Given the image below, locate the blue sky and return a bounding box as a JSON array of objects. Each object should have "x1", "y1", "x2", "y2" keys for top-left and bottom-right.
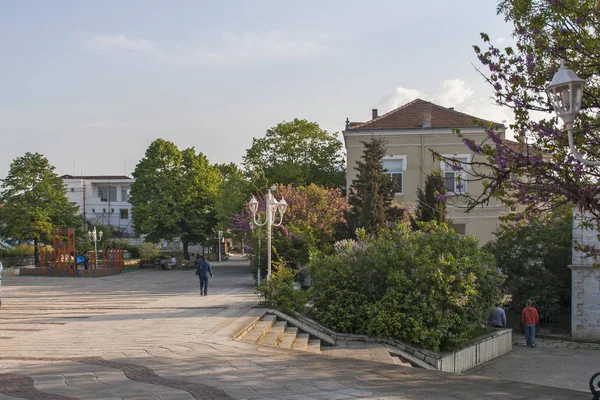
[{"x1": 0, "y1": 1, "x2": 514, "y2": 178}]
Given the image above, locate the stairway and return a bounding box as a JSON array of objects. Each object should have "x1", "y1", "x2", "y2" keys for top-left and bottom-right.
[
  {"x1": 239, "y1": 314, "x2": 322, "y2": 353},
  {"x1": 235, "y1": 312, "x2": 417, "y2": 368}
]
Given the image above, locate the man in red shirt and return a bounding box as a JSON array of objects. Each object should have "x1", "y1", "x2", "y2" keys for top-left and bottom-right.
[{"x1": 522, "y1": 299, "x2": 539, "y2": 347}]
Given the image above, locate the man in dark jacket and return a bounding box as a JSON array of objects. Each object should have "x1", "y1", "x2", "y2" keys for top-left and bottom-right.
[{"x1": 195, "y1": 255, "x2": 213, "y2": 296}]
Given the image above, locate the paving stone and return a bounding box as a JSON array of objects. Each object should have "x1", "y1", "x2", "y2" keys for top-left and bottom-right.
[{"x1": 0, "y1": 258, "x2": 591, "y2": 399}]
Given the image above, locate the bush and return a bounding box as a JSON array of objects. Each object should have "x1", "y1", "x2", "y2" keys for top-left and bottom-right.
[
  {"x1": 484, "y1": 206, "x2": 572, "y2": 315},
  {"x1": 0, "y1": 244, "x2": 35, "y2": 258},
  {"x1": 114, "y1": 241, "x2": 141, "y2": 258},
  {"x1": 308, "y1": 222, "x2": 504, "y2": 352},
  {"x1": 138, "y1": 242, "x2": 161, "y2": 261},
  {"x1": 256, "y1": 263, "x2": 309, "y2": 314}
]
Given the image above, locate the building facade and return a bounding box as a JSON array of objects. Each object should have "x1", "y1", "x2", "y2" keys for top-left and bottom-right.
[
  {"x1": 344, "y1": 99, "x2": 511, "y2": 243},
  {"x1": 61, "y1": 175, "x2": 135, "y2": 236}
]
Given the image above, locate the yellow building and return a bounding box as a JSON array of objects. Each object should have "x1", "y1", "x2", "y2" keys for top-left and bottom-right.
[{"x1": 343, "y1": 98, "x2": 511, "y2": 243}]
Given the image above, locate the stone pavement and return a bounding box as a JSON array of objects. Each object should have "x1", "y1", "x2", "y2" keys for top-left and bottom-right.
[
  {"x1": 0, "y1": 257, "x2": 589, "y2": 399},
  {"x1": 471, "y1": 336, "x2": 600, "y2": 393}
]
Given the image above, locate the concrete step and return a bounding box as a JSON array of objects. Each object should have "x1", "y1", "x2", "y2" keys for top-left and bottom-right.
[
  {"x1": 293, "y1": 333, "x2": 310, "y2": 351},
  {"x1": 279, "y1": 327, "x2": 299, "y2": 349},
  {"x1": 242, "y1": 314, "x2": 277, "y2": 344},
  {"x1": 392, "y1": 356, "x2": 413, "y2": 368},
  {"x1": 260, "y1": 321, "x2": 287, "y2": 346},
  {"x1": 367, "y1": 344, "x2": 396, "y2": 364},
  {"x1": 307, "y1": 339, "x2": 321, "y2": 353}
]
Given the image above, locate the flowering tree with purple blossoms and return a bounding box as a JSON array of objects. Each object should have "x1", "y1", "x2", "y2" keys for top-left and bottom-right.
[
  {"x1": 231, "y1": 184, "x2": 349, "y2": 272},
  {"x1": 434, "y1": 0, "x2": 600, "y2": 233}
]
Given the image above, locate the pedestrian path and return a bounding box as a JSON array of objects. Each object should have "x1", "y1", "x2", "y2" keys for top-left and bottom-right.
[{"x1": 0, "y1": 258, "x2": 589, "y2": 399}]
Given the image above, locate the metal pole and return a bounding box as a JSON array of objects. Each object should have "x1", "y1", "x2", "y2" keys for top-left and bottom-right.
[
  {"x1": 93, "y1": 229, "x2": 98, "y2": 269},
  {"x1": 266, "y1": 191, "x2": 272, "y2": 281},
  {"x1": 257, "y1": 236, "x2": 261, "y2": 285}
]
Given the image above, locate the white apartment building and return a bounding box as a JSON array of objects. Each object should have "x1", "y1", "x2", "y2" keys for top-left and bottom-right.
[{"x1": 61, "y1": 175, "x2": 136, "y2": 236}]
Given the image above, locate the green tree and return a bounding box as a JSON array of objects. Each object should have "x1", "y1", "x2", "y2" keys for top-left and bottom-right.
[
  {"x1": 0, "y1": 152, "x2": 79, "y2": 265},
  {"x1": 214, "y1": 163, "x2": 251, "y2": 232},
  {"x1": 347, "y1": 138, "x2": 402, "y2": 235},
  {"x1": 484, "y1": 206, "x2": 572, "y2": 316},
  {"x1": 415, "y1": 170, "x2": 448, "y2": 224},
  {"x1": 130, "y1": 139, "x2": 221, "y2": 259},
  {"x1": 243, "y1": 119, "x2": 346, "y2": 189}
]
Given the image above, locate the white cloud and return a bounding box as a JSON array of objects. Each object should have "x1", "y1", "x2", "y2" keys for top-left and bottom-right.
[
  {"x1": 378, "y1": 79, "x2": 474, "y2": 112},
  {"x1": 377, "y1": 80, "x2": 514, "y2": 132},
  {"x1": 81, "y1": 31, "x2": 329, "y2": 66},
  {"x1": 378, "y1": 87, "x2": 426, "y2": 113},
  {"x1": 497, "y1": 36, "x2": 506, "y2": 44},
  {"x1": 432, "y1": 79, "x2": 475, "y2": 107}
]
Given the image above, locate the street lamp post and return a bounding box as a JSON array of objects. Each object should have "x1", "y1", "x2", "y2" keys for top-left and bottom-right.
[
  {"x1": 88, "y1": 226, "x2": 103, "y2": 268},
  {"x1": 547, "y1": 59, "x2": 599, "y2": 166},
  {"x1": 248, "y1": 185, "x2": 288, "y2": 282},
  {"x1": 250, "y1": 222, "x2": 263, "y2": 285},
  {"x1": 548, "y1": 60, "x2": 600, "y2": 396}
]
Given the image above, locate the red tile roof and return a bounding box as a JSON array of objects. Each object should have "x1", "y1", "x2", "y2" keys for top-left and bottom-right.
[
  {"x1": 60, "y1": 175, "x2": 132, "y2": 180},
  {"x1": 346, "y1": 99, "x2": 503, "y2": 131},
  {"x1": 502, "y1": 139, "x2": 523, "y2": 152}
]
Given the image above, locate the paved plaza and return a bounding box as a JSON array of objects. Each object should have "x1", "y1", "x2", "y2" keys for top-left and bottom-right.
[{"x1": 0, "y1": 258, "x2": 591, "y2": 399}]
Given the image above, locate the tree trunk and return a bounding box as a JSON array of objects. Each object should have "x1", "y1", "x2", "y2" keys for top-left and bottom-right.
[
  {"x1": 34, "y1": 239, "x2": 39, "y2": 268},
  {"x1": 182, "y1": 238, "x2": 190, "y2": 261}
]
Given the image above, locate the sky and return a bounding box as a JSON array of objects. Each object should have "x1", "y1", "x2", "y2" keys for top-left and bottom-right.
[{"x1": 0, "y1": 0, "x2": 516, "y2": 179}]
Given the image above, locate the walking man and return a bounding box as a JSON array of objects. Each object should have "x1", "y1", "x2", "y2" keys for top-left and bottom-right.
[
  {"x1": 195, "y1": 255, "x2": 213, "y2": 296},
  {"x1": 522, "y1": 299, "x2": 539, "y2": 347},
  {"x1": 489, "y1": 303, "x2": 506, "y2": 328}
]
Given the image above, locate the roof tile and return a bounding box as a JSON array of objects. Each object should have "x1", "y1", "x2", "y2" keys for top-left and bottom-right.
[{"x1": 346, "y1": 99, "x2": 503, "y2": 130}]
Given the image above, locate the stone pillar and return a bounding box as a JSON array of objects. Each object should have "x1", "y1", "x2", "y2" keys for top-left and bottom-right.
[{"x1": 569, "y1": 208, "x2": 600, "y2": 340}]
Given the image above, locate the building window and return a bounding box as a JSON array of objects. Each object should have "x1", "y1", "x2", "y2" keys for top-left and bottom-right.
[
  {"x1": 98, "y1": 186, "x2": 117, "y2": 202},
  {"x1": 509, "y1": 205, "x2": 517, "y2": 214},
  {"x1": 382, "y1": 157, "x2": 405, "y2": 194},
  {"x1": 70, "y1": 188, "x2": 74, "y2": 192},
  {"x1": 121, "y1": 186, "x2": 130, "y2": 202},
  {"x1": 442, "y1": 156, "x2": 469, "y2": 193},
  {"x1": 451, "y1": 223, "x2": 466, "y2": 235},
  {"x1": 98, "y1": 186, "x2": 107, "y2": 202},
  {"x1": 120, "y1": 209, "x2": 129, "y2": 219}
]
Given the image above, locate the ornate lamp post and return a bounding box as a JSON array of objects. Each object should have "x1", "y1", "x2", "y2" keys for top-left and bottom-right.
[
  {"x1": 547, "y1": 59, "x2": 599, "y2": 166},
  {"x1": 248, "y1": 185, "x2": 287, "y2": 282},
  {"x1": 88, "y1": 226, "x2": 103, "y2": 268},
  {"x1": 548, "y1": 60, "x2": 600, "y2": 397}
]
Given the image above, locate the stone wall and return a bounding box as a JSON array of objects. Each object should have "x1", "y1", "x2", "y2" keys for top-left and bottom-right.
[{"x1": 569, "y1": 209, "x2": 600, "y2": 340}]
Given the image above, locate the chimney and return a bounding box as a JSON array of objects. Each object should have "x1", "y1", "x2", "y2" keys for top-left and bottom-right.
[
  {"x1": 372, "y1": 109, "x2": 378, "y2": 120},
  {"x1": 449, "y1": 107, "x2": 454, "y2": 111},
  {"x1": 422, "y1": 102, "x2": 432, "y2": 128}
]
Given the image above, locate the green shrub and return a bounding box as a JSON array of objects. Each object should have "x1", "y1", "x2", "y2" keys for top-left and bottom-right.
[
  {"x1": 308, "y1": 222, "x2": 504, "y2": 352},
  {"x1": 138, "y1": 242, "x2": 161, "y2": 261},
  {"x1": 256, "y1": 263, "x2": 309, "y2": 314},
  {"x1": 114, "y1": 241, "x2": 141, "y2": 258},
  {"x1": 0, "y1": 244, "x2": 35, "y2": 258}
]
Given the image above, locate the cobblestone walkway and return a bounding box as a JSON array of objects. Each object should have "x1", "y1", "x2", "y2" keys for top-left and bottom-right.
[{"x1": 0, "y1": 259, "x2": 589, "y2": 399}]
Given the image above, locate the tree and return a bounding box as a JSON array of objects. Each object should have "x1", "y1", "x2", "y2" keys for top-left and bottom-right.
[
  {"x1": 243, "y1": 119, "x2": 346, "y2": 189},
  {"x1": 0, "y1": 153, "x2": 79, "y2": 264},
  {"x1": 415, "y1": 170, "x2": 448, "y2": 224},
  {"x1": 129, "y1": 139, "x2": 221, "y2": 259},
  {"x1": 232, "y1": 184, "x2": 349, "y2": 269},
  {"x1": 214, "y1": 163, "x2": 251, "y2": 232},
  {"x1": 484, "y1": 206, "x2": 572, "y2": 317},
  {"x1": 347, "y1": 138, "x2": 403, "y2": 235},
  {"x1": 434, "y1": 0, "x2": 600, "y2": 232}
]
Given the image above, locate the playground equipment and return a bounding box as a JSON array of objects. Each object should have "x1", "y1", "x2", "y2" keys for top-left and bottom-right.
[{"x1": 35, "y1": 228, "x2": 124, "y2": 277}]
